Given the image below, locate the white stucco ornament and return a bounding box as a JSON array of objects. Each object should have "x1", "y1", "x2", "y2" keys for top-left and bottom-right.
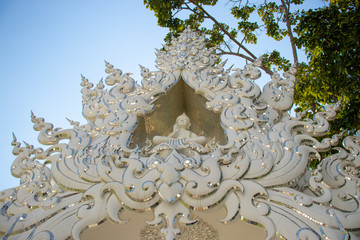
[{"x1": 1, "y1": 27, "x2": 360, "y2": 240}]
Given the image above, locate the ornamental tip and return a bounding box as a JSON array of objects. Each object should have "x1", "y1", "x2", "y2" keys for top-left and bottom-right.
[
  {"x1": 12, "y1": 132, "x2": 17, "y2": 142},
  {"x1": 339, "y1": 130, "x2": 346, "y2": 138},
  {"x1": 22, "y1": 141, "x2": 34, "y2": 150},
  {"x1": 66, "y1": 117, "x2": 79, "y2": 127},
  {"x1": 104, "y1": 60, "x2": 114, "y2": 74},
  {"x1": 226, "y1": 64, "x2": 234, "y2": 73},
  {"x1": 30, "y1": 110, "x2": 35, "y2": 119},
  {"x1": 11, "y1": 132, "x2": 20, "y2": 149},
  {"x1": 81, "y1": 74, "x2": 89, "y2": 81},
  {"x1": 139, "y1": 65, "x2": 148, "y2": 72},
  {"x1": 80, "y1": 74, "x2": 88, "y2": 84},
  {"x1": 104, "y1": 60, "x2": 113, "y2": 67},
  {"x1": 80, "y1": 75, "x2": 93, "y2": 88},
  {"x1": 220, "y1": 59, "x2": 228, "y2": 67},
  {"x1": 95, "y1": 79, "x2": 104, "y2": 90},
  {"x1": 23, "y1": 141, "x2": 29, "y2": 147}
]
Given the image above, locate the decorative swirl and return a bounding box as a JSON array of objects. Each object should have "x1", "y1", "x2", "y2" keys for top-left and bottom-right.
[
  {"x1": 119, "y1": 95, "x2": 154, "y2": 115},
  {"x1": 32, "y1": 230, "x2": 55, "y2": 240},
  {"x1": 260, "y1": 68, "x2": 296, "y2": 112},
  {"x1": 206, "y1": 92, "x2": 240, "y2": 113},
  {"x1": 296, "y1": 228, "x2": 322, "y2": 240},
  {"x1": 104, "y1": 111, "x2": 137, "y2": 134},
  {"x1": 220, "y1": 104, "x2": 254, "y2": 130},
  {"x1": 230, "y1": 68, "x2": 261, "y2": 98}
]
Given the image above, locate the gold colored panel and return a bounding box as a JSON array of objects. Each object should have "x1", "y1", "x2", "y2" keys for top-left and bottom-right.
[
  {"x1": 182, "y1": 80, "x2": 226, "y2": 145},
  {"x1": 130, "y1": 79, "x2": 226, "y2": 149}
]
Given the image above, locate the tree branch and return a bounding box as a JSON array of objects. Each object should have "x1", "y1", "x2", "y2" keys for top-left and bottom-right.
[
  {"x1": 217, "y1": 49, "x2": 273, "y2": 75},
  {"x1": 223, "y1": 40, "x2": 233, "y2": 52},
  {"x1": 172, "y1": 8, "x2": 182, "y2": 18},
  {"x1": 217, "y1": 49, "x2": 254, "y2": 62},
  {"x1": 181, "y1": 0, "x2": 273, "y2": 75},
  {"x1": 280, "y1": 0, "x2": 299, "y2": 68},
  {"x1": 188, "y1": 0, "x2": 258, "y2": 60}
]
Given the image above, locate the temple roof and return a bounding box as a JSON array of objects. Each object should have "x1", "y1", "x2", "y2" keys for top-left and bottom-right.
[{"x1": 0, "y1": 27, "x2": 359, "y2": 240}]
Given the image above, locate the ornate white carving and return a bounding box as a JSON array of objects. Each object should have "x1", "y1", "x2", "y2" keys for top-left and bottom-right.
[{"x1": 1, "y1": 27, "x2": 359, "y2": 240}]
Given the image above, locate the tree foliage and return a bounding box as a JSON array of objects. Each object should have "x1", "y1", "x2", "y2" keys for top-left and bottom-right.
[
  {"x1": 294, "y1": 0, "x2": 360, "y2": 138},
  {"x1": 144, "y1": 0, "x2": 360, "y2": 165},
  {"x1": 143, "y1": 0, "x2": 304, "y2": 74}
]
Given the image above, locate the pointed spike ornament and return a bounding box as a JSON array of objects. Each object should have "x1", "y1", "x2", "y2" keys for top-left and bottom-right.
[
  {"x1": 31, "y1": 110, "x2": 35, "y2": 121},
  {"x1": 220, "y1": 59, "x2": 228, "y2": 67},
  {"x1": 96, "y1": 78, "x2": 105, "y2": 89},
  {"x1": 23, "y1": 141, "x2": 30, "y2": 148},
  {"x1": 11, "y1": 132, "x2": 22, "y2": 155},
  {"x1": 65, "y1": 117, "x2": 76, "y2": 125},
  {"x1": 139, "y1": 64, "x2": 149, "y2": 73},
  {"x1": 66, "y1": 117, "x2": 80, "y2": 128},
  {"x1": 12, "y1": 132, "x2": 17, "y2": 143},
  {"x1": 105, "y1": 60, "x2": 114, "y2": 74},
  {"x1": 226, "y1": 64, "x2": 234, "y2": 73}
]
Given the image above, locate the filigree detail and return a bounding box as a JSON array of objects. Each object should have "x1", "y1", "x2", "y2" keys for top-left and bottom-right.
[
  {"x1": 1, "y1": 28, "x2": 359, "y2": 240},
  {"x1": 156, "y1": 27, "x2": 218, "y2": 73}
]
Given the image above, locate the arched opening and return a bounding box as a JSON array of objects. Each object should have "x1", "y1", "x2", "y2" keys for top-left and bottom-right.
[{"x1": 81, "y1": 205, "x2": 267, "y2": 240}]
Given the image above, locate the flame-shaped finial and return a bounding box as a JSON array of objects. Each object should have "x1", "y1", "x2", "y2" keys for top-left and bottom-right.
[
  {"x1": 31, "y1": 110, "x2": 36, "y2": 122},
  {"x1": 12, "y1": 132, "x2": 17, "y2": 145},
  {"x1": 96, "y1": 78, "x2": 105, "y2": 90},
  {"x1": 105, "y1": 60, "x2": 114, "y2": 74}
]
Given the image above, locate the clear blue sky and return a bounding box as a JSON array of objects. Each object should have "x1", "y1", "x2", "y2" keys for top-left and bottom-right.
[{"x1": 0, "y1": 0, "x2": 325, "y2": 190}]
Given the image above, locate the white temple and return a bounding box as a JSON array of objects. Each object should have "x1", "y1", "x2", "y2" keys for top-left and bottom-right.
[{"x1": 0, "y1": 28, "x2": 359, "y2": 240}]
